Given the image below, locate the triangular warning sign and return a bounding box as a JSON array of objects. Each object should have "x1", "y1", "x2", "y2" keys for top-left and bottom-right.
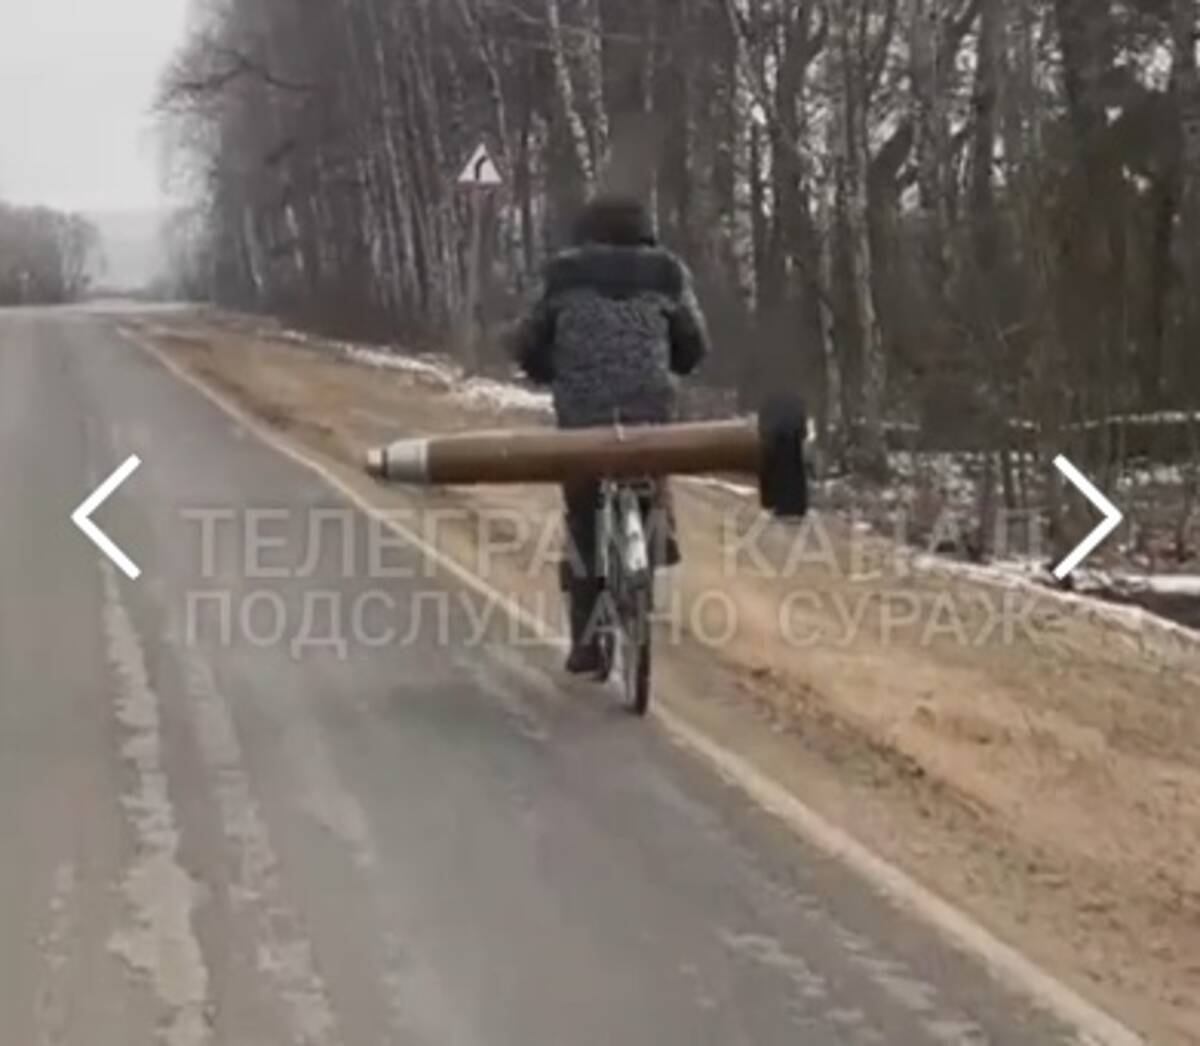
[{"x1": 457, "y1": 144, "x2": 502, "y2": 187}]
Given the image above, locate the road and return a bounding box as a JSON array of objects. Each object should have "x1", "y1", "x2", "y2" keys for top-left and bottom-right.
[{"x1": 0, "y1": 308, "x2": 1095, "y2": 1045}]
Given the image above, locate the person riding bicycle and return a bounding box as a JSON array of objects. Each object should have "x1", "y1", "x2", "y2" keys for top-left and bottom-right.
[{"x1": 509, "y1": 194, "x2": 711, "y2": 674}]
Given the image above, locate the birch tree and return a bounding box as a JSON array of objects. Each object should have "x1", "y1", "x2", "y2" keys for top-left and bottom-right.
[{"x1": 157, "y1": 0, "x2": 1200, "y2": 480}]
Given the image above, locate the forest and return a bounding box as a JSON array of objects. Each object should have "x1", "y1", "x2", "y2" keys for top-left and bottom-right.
[
  {"x1": 0, "y1": 202, "x2": 99, "y2": 306},
  {"x1": 158, "y1": 0, "x2": 1200, "y2": 495}
]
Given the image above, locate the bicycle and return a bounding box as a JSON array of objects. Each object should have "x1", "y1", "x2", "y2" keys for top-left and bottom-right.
[{"x1": 591, "y1": 476, "x2": 657, "y2": 716}]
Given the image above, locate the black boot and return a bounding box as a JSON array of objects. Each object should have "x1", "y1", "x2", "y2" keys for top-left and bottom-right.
[
  {"x1": 662, "y1": 533, "x2": 682, "y2": 567},
  {"x1": 646, "y1": 481, "x2": 682, "y2": 568},
  {"x1": 565, "y1": 579, "x2": 602, "y2": 674}
]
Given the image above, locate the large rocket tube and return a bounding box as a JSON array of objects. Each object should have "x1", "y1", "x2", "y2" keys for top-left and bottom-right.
[
  {"x1": 364, "y1": 397, "x2": 809, "y2": 519},
  {"x1": 365, "y1": 419, "x2": 763, "y2": 486}
]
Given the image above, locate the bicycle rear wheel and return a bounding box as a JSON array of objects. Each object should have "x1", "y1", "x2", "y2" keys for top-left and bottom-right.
[
  {"x1": 593, "y1": 588, "x2": 616, "y2": 684},
  {"x1": 619, "y1": 585, "x2": 652, "y2": 716}
]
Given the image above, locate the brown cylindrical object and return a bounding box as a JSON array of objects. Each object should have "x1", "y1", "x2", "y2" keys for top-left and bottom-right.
[{"x1": 366, "y1": 419, "x2": 762, "y2": 485}]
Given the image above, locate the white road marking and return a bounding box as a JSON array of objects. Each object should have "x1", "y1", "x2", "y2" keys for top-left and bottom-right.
[
  {"x1": 126, "y1": 327, "x2": 1146, "y2": 1046},
  {"x1": 100, "y1": 563, "x2": 212, "y2": 1046}
]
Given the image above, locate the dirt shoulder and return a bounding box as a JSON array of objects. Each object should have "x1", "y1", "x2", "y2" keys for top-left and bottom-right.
[{"x1": 125, "y1": 311, "x2": 1200, "y2": 1044}]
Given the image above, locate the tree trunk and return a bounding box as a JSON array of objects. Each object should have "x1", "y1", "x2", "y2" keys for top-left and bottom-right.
[
  {"x1": 834, "y1": 5, "x2": 888, "y2": 476},
  {"x1": 1172, "y1": 0, "x2": 1200, "y2": 367},
  {"x1": 545, "y1": 0, "x2": 595, "y2": 192}
]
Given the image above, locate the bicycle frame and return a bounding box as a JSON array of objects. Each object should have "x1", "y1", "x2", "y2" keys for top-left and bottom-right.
[
  {"x1": 597, "y1": 479, "x2": 651, "y2": 585},
  {"x1": 593, "y1": 477, "x2": 656, "y2": 715}
]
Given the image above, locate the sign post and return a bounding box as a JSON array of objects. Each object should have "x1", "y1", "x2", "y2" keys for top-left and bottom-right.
[{"x1": 456, "y1": 143, "x2": 503, "y2": 374}]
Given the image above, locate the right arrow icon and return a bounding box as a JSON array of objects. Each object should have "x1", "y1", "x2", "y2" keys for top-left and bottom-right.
[{"x1": 1052, "y1": 455, "x2": 1124, "y2": 580}]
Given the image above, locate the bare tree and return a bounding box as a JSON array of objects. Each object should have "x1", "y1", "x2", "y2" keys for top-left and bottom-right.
[
  {"x1": 0, "y1": 202, "x2": 100, "y2": 305},
  {"x1": 154, "y1": 0, "x2": 1200, "y2": 501}
]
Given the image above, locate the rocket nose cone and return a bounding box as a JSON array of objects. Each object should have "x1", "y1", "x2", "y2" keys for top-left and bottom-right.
[{"x1": 365, "y1": 446, "x2": 387, "y2": 477}]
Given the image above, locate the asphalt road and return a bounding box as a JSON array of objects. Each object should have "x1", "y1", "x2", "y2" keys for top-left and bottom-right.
[{"x1": 0, "y1": 308, "x2": 1091, "y2": 1045}]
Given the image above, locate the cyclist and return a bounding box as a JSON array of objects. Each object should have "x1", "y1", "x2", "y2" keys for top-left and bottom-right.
[{"x1": 509, "y1": 194, "x2": 711, "y2": 674}]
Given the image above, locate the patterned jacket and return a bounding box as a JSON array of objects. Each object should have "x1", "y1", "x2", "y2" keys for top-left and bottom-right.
[{"x1": 510, "y1": 244, "x2": 710, "y2": 429}]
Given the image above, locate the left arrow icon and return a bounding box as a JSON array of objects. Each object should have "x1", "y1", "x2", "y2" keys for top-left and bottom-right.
[{"x1": 72, "y1": 455, "x2": 142, "y2": 580}]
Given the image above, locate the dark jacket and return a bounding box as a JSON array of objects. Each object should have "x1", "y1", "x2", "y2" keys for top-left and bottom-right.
[{"x1": 510, "y1": 244, "x2": 710, "y2": 429}]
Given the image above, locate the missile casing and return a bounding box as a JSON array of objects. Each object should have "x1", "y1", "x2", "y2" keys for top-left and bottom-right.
[{"x1": 365, "y1": 419, "x2": 763, "y2": 485}]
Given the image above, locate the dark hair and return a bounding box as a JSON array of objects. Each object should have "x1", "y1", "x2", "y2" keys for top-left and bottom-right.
[{"x1": 571, "y1": 194, "x2": 657, "y2": 248}]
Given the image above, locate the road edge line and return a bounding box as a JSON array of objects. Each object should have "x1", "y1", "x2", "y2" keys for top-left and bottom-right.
[{"x1": 125, "y1": 327, "x2": 1144, "y2": 1046}]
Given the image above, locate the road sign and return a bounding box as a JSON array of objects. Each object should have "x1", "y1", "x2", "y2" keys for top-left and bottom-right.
[
  {"x1": 1052, "y1": 455, "x2": 1124, "y2": 580},
  {"x1": 72, "y1": 455, "x2": 142, "y2": 580},
  {"x1": 455, "y1": 143, "x2": 502, "y2": 372},
  {"x1": 458, "y1": 144, "x2": 502, "y2": 188}
]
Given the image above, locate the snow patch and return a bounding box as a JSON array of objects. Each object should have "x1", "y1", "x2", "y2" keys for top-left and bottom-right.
[
  {"x1": 909, "y1": 553, "x2": 1200, "y2": 648},
  {"x1": 1112, "y1": 574, "x2": 1200, "y2": 597},
  {"x1": 1119, "y1": 463, "x2": 1188, "y2": 489},
  {"x1": 458, "y1": 376, "x2": 552, "y2": 415},
  {"x1": 285, "y1": 331, "x2": 555, "y2": 416},
  {"x1": 341, "y1": 343, "x2": 459, "y2": 386}
]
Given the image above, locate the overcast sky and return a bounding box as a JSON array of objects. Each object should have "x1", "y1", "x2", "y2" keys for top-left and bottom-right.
[{"x1": 0, "y1": 0, "x2": 189, "y2": 214}]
